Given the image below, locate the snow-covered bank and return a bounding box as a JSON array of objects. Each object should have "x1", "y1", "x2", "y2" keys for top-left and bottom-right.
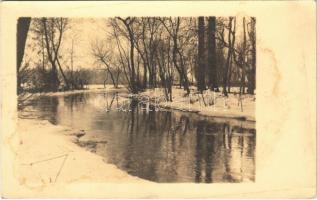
[
  {"x1": 136, "y1": 87, "x2": 255, "y2": 122},
  {"x1": 26, "y1": 84, "x2": 127, "y2": 98},
  {"x1": 19, "y1": 84, "x2": 254, "y2": 123},
  {"x1": 2, "y1": 118, "x2": 149, "y2": 197}
]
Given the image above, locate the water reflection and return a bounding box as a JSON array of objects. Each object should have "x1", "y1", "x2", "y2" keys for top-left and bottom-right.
[{"x1": 23, "y1": 92, "x2": 256, "y2": 183}]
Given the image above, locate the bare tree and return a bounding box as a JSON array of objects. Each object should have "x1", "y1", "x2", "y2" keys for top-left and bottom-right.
[
  {"x1": 108, "y1": 19, "x2": 133, "y2": 92},
  {"x1": 155, "y1": 35, "x2": 174, "y2": 101},
  {"x1": 207, "y1": 17, "x2": 219, "y2": 92},
  {"x1": 69, "y1": 38, "x2": 75, "y2": 89},
  {"x1": 197, "y1": 16, "x2": 206, "y2": 92},
  {"x1": 91, "y1": 40, "x2": 120, "y2": 88},
  {"x1": 216, "y1": 17, "x2": 256, "y2": 95},
  {"x1": 32, "y1": 18, "x2": 69, "y2": 91},
  {"x1": 247, "y1": 17, "x2": 256, "y2": 94},
  {"x1": 239, "y1": 17, "x2": 247, "y2": 94},
  {"x1": 227, "y1": 17, "x2": 236, "y2": 93},
  {"x1": 116, "y1": 17, "x2": 139, "y2": 93},
  {"x1": 133, "y1": 18, "x2": 161, "y2": 89},
  {"x1": 160, "y1": 17, "x2": 191, "y2": 95},
  {"x1": 221, "y1": 17, "x2": 236, "y2": 96}
]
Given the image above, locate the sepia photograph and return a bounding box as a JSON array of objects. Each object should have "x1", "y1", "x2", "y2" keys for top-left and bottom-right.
[
  {"x1": 17, "y1": 16, "x2": 256, "y2": 184},
  {"x1": 1, "y1": 1, "x2": 315, "y2": 198}
]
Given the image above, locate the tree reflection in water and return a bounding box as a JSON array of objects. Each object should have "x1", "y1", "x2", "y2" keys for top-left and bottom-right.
[
  {"x1": 109, "y1": 98, "x2": 256, "y2": 183},
  {"x1": 23, "y1": 92, "x2": 256, "y2": 183}
]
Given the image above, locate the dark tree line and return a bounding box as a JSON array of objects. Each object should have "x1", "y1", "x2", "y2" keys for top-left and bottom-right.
[
  {"x1": 98, "y1": 16, "x2": 256, "y2": 99},
  {"x1": 18, "y1": 17, "x2": 256, "y2": 99}
]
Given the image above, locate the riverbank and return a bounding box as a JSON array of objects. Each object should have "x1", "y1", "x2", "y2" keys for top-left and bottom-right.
[
  {"x1": 135, "y1": 87, "x2": 255, "y2": 122},
  {"x1": 19, "y1": 85, "x2": 255, "y2": 122},
  {"x1": 23, "y1": 84, "x2": 127, "y2": 98},
  {"x1": 2, "y1": 118, "x2": 149, "y2": 197}
]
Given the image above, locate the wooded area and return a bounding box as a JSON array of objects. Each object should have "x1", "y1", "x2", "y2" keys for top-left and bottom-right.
[{"x1": 17, "y1": 16, "x2": 256, "y2": 99}]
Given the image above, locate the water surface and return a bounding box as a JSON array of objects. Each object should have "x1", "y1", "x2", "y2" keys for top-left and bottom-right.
[{"x1": 23, "y1": 92, "x2": 256, "y2": 183}]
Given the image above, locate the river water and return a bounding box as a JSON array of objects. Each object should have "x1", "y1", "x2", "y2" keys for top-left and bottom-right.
[{"x1": 23, "y1": 91, "x2": 256, "y2": 183}]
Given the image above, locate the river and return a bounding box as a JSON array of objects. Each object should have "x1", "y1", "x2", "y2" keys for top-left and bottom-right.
[{"x1": 22, "y1": 91, "x2": 256, "y2": 183}]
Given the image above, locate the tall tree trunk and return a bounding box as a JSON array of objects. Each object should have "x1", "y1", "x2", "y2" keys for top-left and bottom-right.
[
  {"x1": 17, "y1": 17, "x2": 31, "y2": 94},
  {"x1": 108, "y1": 69, "x2": 117, "y2": 88},
  {"x1": 42, "y1": 18, "x2": 59, "y2": 92},
  {"x1": 172, "y1": 38, "x2": 190, "y2": 94},
  {"x1": 197, "y1": 16, "x2": 206, "y2": 92},
  {"x1": 42, "y1": 33, "x2": 45, "y2": 70},
  {"x1": 118, "y1": 17, "x2": 137, "y2": 93},
  {"x1": 223, "y1": 17, "x2": 233, "y2": 96},
  {"x1": 56, "y1": 57, "x2": 70, "y2": 89},
  {"x1": 207, "y1": 17, "x2": 219, "y2": 92},
  {"x1": 70, "y1": 39, "x2": 74, "y2": 88},
  {"x1": 240, "y1": 17, "x2": 247, "y2": 95},
  {"x1": 228, "y1": 18, "x2": 236, "y2": 93},
  {"x1": 248, "y1": 17, "x2": 256, "y2": 94},
  {"x1": 160, "y1": 17, "x2": 190, "y2": 95},
  {"x1": 143, "y1": 60, "x2": 147, "y2": 89},
  {"x1": 48, "y1": 62, "x2": 59, "y2": 92}
]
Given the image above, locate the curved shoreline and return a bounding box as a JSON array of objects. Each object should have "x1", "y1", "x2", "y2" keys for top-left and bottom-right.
[
  {"x1": 22, "y1": 86, "x2": 255, "y2": 123},
  {"x1": 3, "y1": 118, "x2": 150, "y2": 196}
]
